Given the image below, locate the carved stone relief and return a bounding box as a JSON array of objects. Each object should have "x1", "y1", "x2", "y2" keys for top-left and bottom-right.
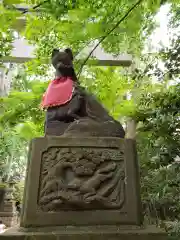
[{"x1": 38, "y1": 147, "x2": 125, "y2": 212}]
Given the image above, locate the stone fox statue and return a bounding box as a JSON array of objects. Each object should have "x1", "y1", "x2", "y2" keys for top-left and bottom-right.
[{"x1": 41, "y1": 48, "x2": 125, "y2": 138}]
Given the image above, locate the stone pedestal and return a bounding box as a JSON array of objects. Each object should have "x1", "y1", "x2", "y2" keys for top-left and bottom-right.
[
  {"x1": 1, "y1": 225, "x2": 168, "y2": 239},
  {"x1": 20, "y1": 137, "x2": 142, "y2": 227}
]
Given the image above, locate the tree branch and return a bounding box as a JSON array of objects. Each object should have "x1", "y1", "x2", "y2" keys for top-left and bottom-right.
[
  {"x1": 77, "y1": 0, "x2": 144, "y2": 77},
  {"x1": 21, "y1": 0, "x2": 49, "y2": 14}
]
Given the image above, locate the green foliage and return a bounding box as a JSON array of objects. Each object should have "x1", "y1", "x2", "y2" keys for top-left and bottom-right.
[
  {"x1": 0, "y1": 4, "x2": 20, "y2": 57},
  {"x1": 167, "y1": 221, "x2": 180, "y2": 240},
  {"x1": 137, "y1": 85, "x2": 180, "y2": 221},
  {"x1": 0, "y1": 66, "x2": 45, "y2": 182},
  {"x1": 13, "y1": 181, "x2": 24, "y2": 203},
  {"x1": 17, "y1": 0, "x2": 168, "y2": 75},
  {"x1": 0, "y1": 69, "x2": 47, "y2": 134},
  {"x1": 0, "y1": 183, "x2": 7, "y2": 188},
  {"x1": 81, "y1": 67, "x2": 136, "y2": 119},
  {"x1": 0, "y1": 129, "x2": 28, "y2": 181},
  {"x1": 130, "y1": 33, "x2": 180, "y2": 224}
]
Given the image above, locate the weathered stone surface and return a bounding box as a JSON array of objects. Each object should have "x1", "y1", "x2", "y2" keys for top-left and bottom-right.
[
  {"x1": 20, "y1": 137, "x2": 142, "y2": 227},
  {"x1": 0, "y1": 213, "x2": 18, "y2": 227},
  {"x1": 63, "y1": 118, "x2": 125, "y2": 137},
  {"x1": 39, "y1": 147, "x2": 125, "y2": 211},
  {"x1": 0, "y1": 202, "x2": 18, "y2": 227},
  {"x1": 0, "y1": 193, "x2": 18, "y2": 227},
  {"x1": 0, "y1": 225, "x2": 168, "y2": 239}
]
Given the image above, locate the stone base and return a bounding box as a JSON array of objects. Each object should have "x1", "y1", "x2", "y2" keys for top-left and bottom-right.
[
  {"x1": 1, "y1": 225, "x2": 168, "y2": 239},
  {"x1": 0, "y1": 212, "x2": 18, "y2": 227},
  {"x1": 0, "y1": 201, "x2": 18, "y2": 227},
  {"x1": 21, "y1": 137, "x2": 142, "y2": 227}
]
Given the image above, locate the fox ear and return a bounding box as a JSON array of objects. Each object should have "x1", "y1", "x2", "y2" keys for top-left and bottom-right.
[
  {"x1": 64, "y1": 48, "x2": 73, "y2": 60},
  {"x1": 52, "y1": 49, "x2": 59, "y2": 58}
]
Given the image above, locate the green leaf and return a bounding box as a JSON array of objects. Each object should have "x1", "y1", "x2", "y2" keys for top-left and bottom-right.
[{"x1": 4, "y1": 0, "x2": 23, "y2": 4}]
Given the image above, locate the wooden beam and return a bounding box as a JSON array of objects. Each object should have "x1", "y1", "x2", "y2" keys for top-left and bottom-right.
[{"x1": 1, "y1": 39, "x2": 133, "y2": 66}]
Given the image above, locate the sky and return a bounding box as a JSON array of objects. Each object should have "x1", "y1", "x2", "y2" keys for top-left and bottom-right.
[
  {"x1": 140, "y1": 3, "x2": 178, "y2": 85},
  {"x1": 148, "y1": 3, "x2": 179, "y2": 51},
  {"x1": 150, "y1": 4, "x2": 171, "y2": 50}
]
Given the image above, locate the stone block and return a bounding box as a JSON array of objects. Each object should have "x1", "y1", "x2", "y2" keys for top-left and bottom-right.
[
  {"x1": 0, "y1": 225, "x2": 168, "y2": 239},
  {"x1": 0, "y1": 201, "x2": 18, "y2": 227},
  {"x1": 20, "y1": 137, "x2": 142, "y2": 227},
  {"x1": 0, "y1": 212, "x2": 18, "y2": 227},
  {"x1": 3, "y1": 202, "x2": 16, "y2": 212},
  {"x1": 45, "y1": 121, "x2": 71, "y2": 136}
]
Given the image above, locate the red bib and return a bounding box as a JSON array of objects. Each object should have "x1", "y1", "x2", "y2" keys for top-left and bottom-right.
[{"x1": 41, "y1": 77, "x2": 74, "y2": 109}]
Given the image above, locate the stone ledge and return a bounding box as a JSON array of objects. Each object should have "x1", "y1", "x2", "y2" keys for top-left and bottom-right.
[
  {"x1": 0, "y1": 212, "x2": 17, "y2": 217},
  {"x1": 1, "y1": 225, "x2": 168, "y2": 239}
]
